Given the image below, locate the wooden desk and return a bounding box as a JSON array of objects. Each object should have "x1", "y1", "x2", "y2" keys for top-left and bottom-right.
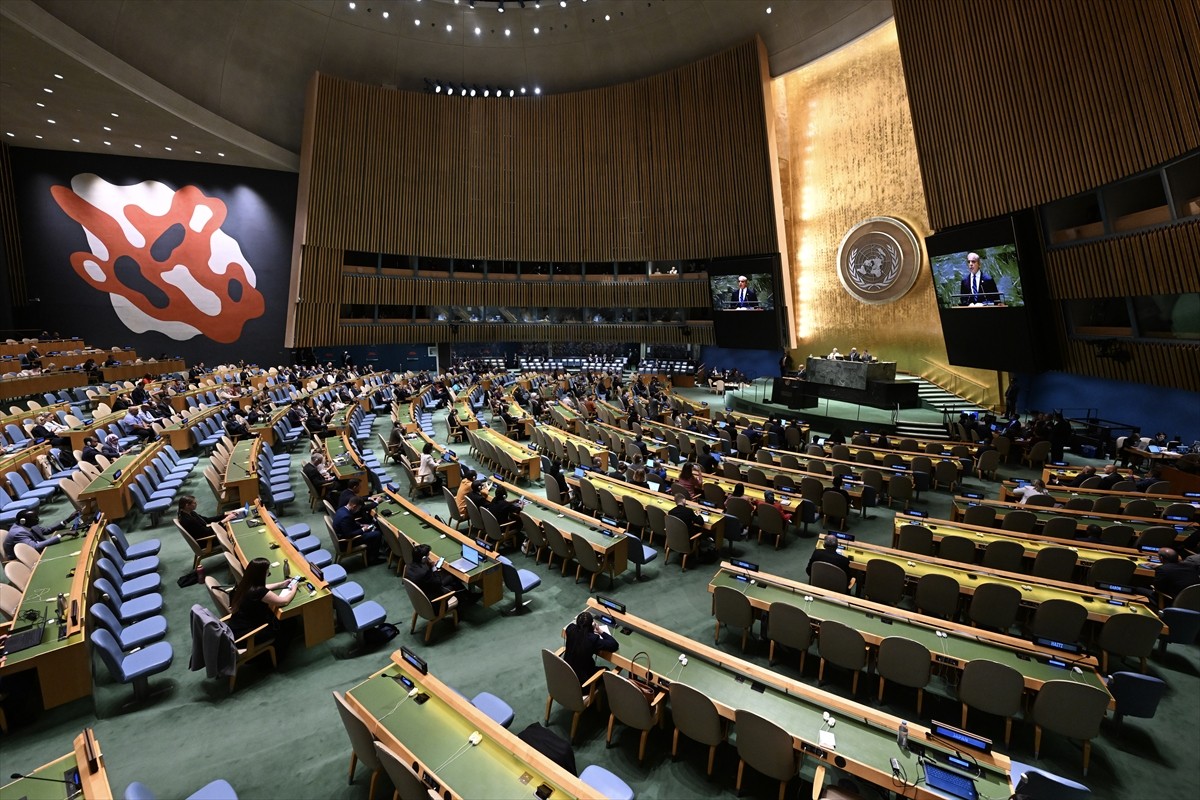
[
  {"x1": 222, "y1": 438, "x2": 261, "y2": 504},
  {"x1": 0, "y1": 371, "x2": 88, "y2": 403},
  {"x1": 1001, "y1": 480, "x2": 1197, "y2": 516},
  {"x1": 839, "y1": 541, "x2": 1158, "y2": 625},
  {"x1": 495, "y1": 478, "x2": 628, "y2": 578},
  {"x1": 226, "y1": 501, "x2": 334, "y2": 647},
  {"x1": 709, "y1": 562, "x2": 1112, "y2": 703},
  {"x1": 950, "y1": 497, "x2": 1184, "y2": 541},
  {"x1": 470, "y1": 427, "x2": 541, "y2": 481},
  {"x1": 894, "y1": 514, "x2": 1155, "y2": 582},
  {"x1": 0, "y1": 517, "x2": 101, "y2": 709},
  {"x1": 0, "y1": 729, "x2": 111, "y2": 800},
  {"x1": 78, "y1": 442, "x2": 165, "y2": 520},
  {"x1": 345, "y1": 652, "x2": 593, "y2": 800},
  {"x1": 100, "y1": 358, "x2": 185, "y2": 383},
  {"x1": 64, "y1": 409, "x2": 130, "y2": 452},
  {"x1": 1041, "y1": 465, "x2": 1136, "y2": 485},
  {"x1": 376, "y1": 489, "x2": 504, "y2": 607},
  {"x1": 157, "y1": 405, "x2": 224, "y2": 452},
  {"x1": 581, "y1": 598, "x2": 1013, "y2": 800},
  {"x1": 394, "y1": 433, "x2": 463, "y2": 490},
  {"x1": 323, "y1": 434, "x2": 368, "y2": 494},
  {"x1": 537, "y1": 423, "x2": 608, "y2": 472},
  {"x1": 571, "y1": 471, "x2": 727, "y2": 549}
]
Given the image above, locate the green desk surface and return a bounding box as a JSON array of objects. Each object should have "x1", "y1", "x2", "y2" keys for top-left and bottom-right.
[
  {"x1": 227, "y1": 438, "x2": 257, "y2": 472},
  {"x1": 376, "y1": 497, "x2": 500, "y2": 582},
  {"x1": 592, "y1": 612, "x2": 1011, "y2": 798},
  {"x1": 708, "y1": 570, "x2": 1109, "y2": 695},
  {"x1": 0, "y1": 753, "x2": 80, "y2": 800},
  {"x1": 839, "y1": 543, "x2": 1157, "y2": 622},
  {"x1": 80, "y1": 452, "x2": 144, "y2": 493},
  {"x1": 753, "y1": 449, "x2": 916, "y2": 481},
  {"x1": 67, "y1": 410, "x2": 124, "y2": 435},
  {"x1": 348, "y1": 668, "x2": 581, "y2": 799},
  {"x1": 325, "y1": 435, "x2": 364, "y2": 481},
  {"x1": 515, "y1": 493, "x2": 626, "y2": 553},
  {"x1": 1001, "y1": 482, "x2": 1197, "y2": 513},
  {"x1": 953, "y1": 499, "x2": 1169, "y2": 536},
  {"x1": 579, "y1": 473, "x2": 726, "y2": 537},
  {"x1": 227, "y1": 516, "x2": 328, "y2": 610},
  {"x1": 2, "y1": 539, "x2": 85, "y2": 668}
]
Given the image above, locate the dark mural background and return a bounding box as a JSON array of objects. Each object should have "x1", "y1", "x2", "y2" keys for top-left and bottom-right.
[{"x1": 9, "y1": 147, "x2": 296, "y2": 367}]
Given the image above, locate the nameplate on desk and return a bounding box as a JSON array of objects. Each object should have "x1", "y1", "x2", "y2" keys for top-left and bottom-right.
[
  {"x1": 730, "y1": 559, "x2": 759, "y2": 572},
  {"x1": 907, "y1": 509, "x2": 928, "y2": 518},
  {"x1": 961, "y1": 491, "x2": 983, "y2": 499},
  {"x1": 400, "y1": 646, "x2": 428, "y2": 675},
  {"x1": 596, "y1": 595, "x2": 625, "y2": 615},
  {"x1": 830, "y1": 532, "x2": 855, "y2": 542},
  {"x1": 1032, "y1": 636, "x2": 1082, "y2": 654}
]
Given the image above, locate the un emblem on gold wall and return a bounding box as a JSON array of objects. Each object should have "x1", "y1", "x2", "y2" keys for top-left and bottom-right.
[{"x1": 836, "y1": 217, "x2": 921, "y2": 305}]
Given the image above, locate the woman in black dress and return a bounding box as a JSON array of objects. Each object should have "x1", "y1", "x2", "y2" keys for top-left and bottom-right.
[{"x1": 227, "y1": 557, "x2": 300, "y2": 639}]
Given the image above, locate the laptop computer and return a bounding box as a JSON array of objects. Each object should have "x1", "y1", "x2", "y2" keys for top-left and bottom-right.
[
  {"x1": 647, "y1": 481, "x2": 661, "y2": 493},
  {"x1": 923, "y1": 763, "x2": 978, "y2": 800},
  {"x1": 1148, "y1": 444, "x2": 1163, "y2": 454},
  {"x1": 447, "y1": 543, "x2": 481, "y2": 573},
  {"x1": 3, "y1": 611, "x2": 50, "y2": 656}
]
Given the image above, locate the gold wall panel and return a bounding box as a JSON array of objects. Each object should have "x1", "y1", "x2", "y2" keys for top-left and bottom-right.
[
  {"x1": 893, "y1": 0, "x2": 1200, "y2": 230},
  {"x1": 774, "y1": 23, "x2": 999, "y2": 407}
]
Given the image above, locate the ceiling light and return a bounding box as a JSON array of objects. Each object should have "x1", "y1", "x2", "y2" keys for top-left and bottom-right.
[
  {"x1": 414, "y1": 18, "x2": 420, "y2": 25},
  {"x1": 103, "y1": 126, "x2": 111, "y2": 131},
  {"x1": 534, "y1": 86, "x2": 541, "y2": 95},
  {"x1": 35, "y1": 134, "x2": 43, "y2": 139},
  {"x1": 446, "y1": 23, "x2": 452, "y2": 31},
  {"x1": 534, "y1": 26, "x2": 539, "y2": 33},
  {"x1": 164, "y1": 146, "x2": 172, "y2": 151},
  {"x1": 111, "y1": 112, "x2": 119, "y2": 117},
  {"x1": 469, "y1": 87, "x2": 477, "y2": 96},
  {"x1": 766, "y1": 6, "x2": 772, "y2": 13},
  {"x1": 47, "y1": 119, "x2": 56, "y2": 124},
  {"x1": 475, "y1": 26, "x2": 481, "y2": 34},
  {"x1": 505, "y1": 28, "x2": 511, "y2": 35},
  {"x1": 348, "y1": 2, "x2": 356, "y2": 8},
  {"x1": 4, "y1": 132, "x2": 12, "y2": 137},
  {"x1": 103, "y1": 140, "x2": 111, "y2": 145},
  {"x1": 604, "y1": 14, "x2": 610, "y2": 20},
  {"x1": 218, "y1": 153, "x2": 225, "y2": 157},
  {"x1": 520, "y1": 86, "x2": 526, "y2": 94},
  {"x1": 133, "y1": 143, "x2": 141, "y2": 148},
  {"x1": 195, "y1": 150, "x2": 201, "y2": 154},
  {"x1": 72, "y1": 138, "x2": 80, "y2": 143},
  {"x1": 383, "y1": 11, "x2": 389, "y2": 18},
  {"x1": 483, "y1": 88, "x2": 490, "y2": 97},
  {"x1": 36, "y1": 102, "x2": 44, "y2": 108},
  {"x1": 509, "y1": 89, "x2": 515, "y2": 97},
  {"x1": 43, "y1": 87, "x2": 53, "y2": 93},
  {"x1": 170, "y1": 134, "x2": 178, "y2": 140},
  {"x1": 560, "y1": 0, "x2": 566, "y2": 6},
  {"x1": 498, "y1": 1, "x2": 504, "y2": 11},
  {"x1": 54, "y1": 73, "x2": 64, "y2": 79},
  {"x1": 435, "y1": 83, "x2": 443, "y2": 93}
]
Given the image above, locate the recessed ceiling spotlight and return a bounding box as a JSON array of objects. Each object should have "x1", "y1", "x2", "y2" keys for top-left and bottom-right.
[
  {"x1": 383, "y1": 11, "x2": 389, "y2": 18},
  {"x1": 766, "y1": 6, "x2": 772, "y2": 13},
  {"x1": 534, "y1": 86, "x2": 541, "y2": 95},
  {"x1": 170, "y1": 134, "x2": 178, "y2": 140},
  {"x1": 446, "y1": 23, "x2": 452, "y2": 31},
  {"x1": 483, "y1": 88, "x2": 490, "y2": 97},
  {"x1": 560, "y1": 0, "x2": 566, "y2": 6},
  {"x1": 111, "y1": 112, "x2": 119, "y2": 117},
  {"x1": 469, "y1": 88, "x2": 476, "y2": 96},
  {"x1": 498, "y1": 1, "x2": 504, "y2": 11},
  {"x1": 54, "y1": 73, "x2": 64, "y2": 79},
  {"x1": 47, "y1": 119, "x2": 56, "y2": 124},
  {"x1": 348, "y1": 2, "x2": 356, "y2": 9},
  {"x1": 133, "y1": 143, "x2": 141, "y2": 148},
  {"x1": 36, "y1": 102, "x2": 44, "y2": 107},
  {"x1": 218, "y1": 153, "x2": 225, "y2": 157},
  {"x1": 505, "y1": 28, "x2": 510, "y2": 35},
  {"x1": 415, "y1": 18, "x2": 421, "y2": 25},
  {"x1": 4, "y1": 132, "x2": 13, "y2": 137},
  {"x1": 195, "y1": 150, "x2": 201, "y2": 154},
  {"x1": 534, "y1": 26, "x2": 539, "y2": 33},
  {"x1": 103, "y1": 126, "x2": 112, "y2": 131},
  {"x1": 43, "y1": 87, "x2": 53, "y2": 93},
  {"x1": 604, "y1": 14, "x2": 610, "y2": 20},
  {"x1": 72, "y1": 138, "x2": 80, "y2": 143},
  {"x1": 35, "y1": 134, "x2": 43, "y2": 139},
  {"x1": 475, "y1": 26, "x2": 481, "y2": 34},
  {"x1": 103, "y1": 140, "x2": 111, "y2": 145},
  {"x1": 509, "y1": 89, "x2": 515, "y2": 97},
  {"x1": 520, "y1": 86, "x2": 526, "y2": 94}
]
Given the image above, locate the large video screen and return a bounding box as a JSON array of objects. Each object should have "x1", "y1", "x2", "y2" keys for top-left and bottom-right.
[
  {"x1": 925, "y1": 213, "x2": 1057, "y2": 372},
  {"x1": 930, "y1": 245, "x2": 1025, "y2": 309},
  {"x1": 706, "y1": 254, "x2": 783, "y2": 349}
]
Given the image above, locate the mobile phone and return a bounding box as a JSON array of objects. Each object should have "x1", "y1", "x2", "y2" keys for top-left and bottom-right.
[{"x1": 283, "y1": 561, "x2": 291, "y2": 580}]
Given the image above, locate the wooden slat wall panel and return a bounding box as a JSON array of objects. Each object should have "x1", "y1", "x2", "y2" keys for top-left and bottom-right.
[
  {"x1": 298, "y1": 322, "x2": 714, "y2": 349},
  {"x1": 1059, "y1": 337, "x2": 1200, "y2": 394},
  {"x1": 300, "y1": 40, "x2": 775, "y2": 262},
  {"x1": 0, "y1": 143, "x2": 27, "y2": 306},
  {"x1": 294, "y1": 246, "x2": 343, "y2": 348},
  {"x1": 340, "y1": 275, "x2": 711, "y2": 309},
  {"x1": 893, "y1": 0, "x2": 1200, "y2": 230},
  {"x1": 1045, "y1": 220, "x2": 1200, "y2": 299}
]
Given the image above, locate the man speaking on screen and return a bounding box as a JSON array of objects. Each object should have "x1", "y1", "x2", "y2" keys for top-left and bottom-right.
[{"x1": 959, "y1": 253, "x2": 1000, "y2": 305}]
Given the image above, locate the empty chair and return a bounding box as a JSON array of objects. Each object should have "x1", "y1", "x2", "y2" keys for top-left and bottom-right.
[
  {"x1": 1159, "y1": 607, "x2": 1200, "y2": 655},
  {"x1": 1028, "y1": 598, "x2": 1088, "y2": 644},
  {"x1": 601, "y1": 671, "x2": 664, "y2": 764},
  {"x1": 933, "y1": 460, "x2": 959, "y2": 492},
  {"x1": 98, "y1": 539, "x2": 159, "y2": 578},
  {"x1": 915, "y1": 573, "x2": 960, "y2": 619},
  {"x1": 982, "y1": 539, "x2": 1025, "y2": 573},
  {"x1": 1022, "y1": 440, "x2": 1051, "y2": 469},
  {"x1": 374, "y1": 742, "x2": 431, "y2": 800},
  {"x1": 91, "y1": 601, "x2": 168, "y2": 652},
  {"x1": 764, "y1": 601, "x2": 812, "y2": 676},
  {"x1": 1001, "y1": 509, "x2": 1037, "y2": 533},
  {"x1": 756, "y1": 502, "x2": 787, "y2": 549},
  {"x1": 96, "y1": 558, "x2": 161, "y2": 599},
  {"x1": 734, "y1": 709, "x2": 798, "y2": 800},
  {"x1": 976, "y1": 450, "x2": 1001, "y2": 481},
  {"x1": 1089, "y1": 557, "x2": 1136, "y2": 587},
  {"x1": 1162, "y1": 502, "x2": 1196, "y2": 522},
  {"x1": 1097, "y1": 612, "x2": 1163, "y2": 673},
  {"x1": 669, "y1": 682, "x2": 726, "y2": 776},
  {"x1": 579, "y1": 766, "x2": 635, "y2": 800},
  {"x1": 967, "y1": 582, "x2": 1021, "y2": 632},
  {"x1": 572, "y1": 533, "x2": 614, "y2": 591},
  {"x1": 106, "y1": 522, "x2": 160, "y2": 559},
  {"x1": 876, "y1": 636, "x2": 932, "y2": 716},
  {"x1": 402, "y1": 577, "x2": 457, "y2": 643},
  {"x1": 542, "y1": 647, "x2": 603, "y2": 743},
  {"x1": 817, "y1": 619, "x2": 867, "y2": 695},
  {"x1": 90, "y1": 627, "x2": 173, "y2": 702},
  {"x1": 820, "y1": 489, "x2": 849, "y2": 531},
  {"x1": 713, "y1": 584, "x2": 757, "y2": 651},
  {"x1": 1091, "y1": 495, "x2": 1121, "y2": 515},
  {"x1": 960, "y1": 659, "x2": 1024, "y2": 747},
  {"x1": 962, "y1": 504, "x2": 996, "y2": 527},
  {"x1": 1031, "y1": 680, "x2": 1110, "y2": 775},
  {"x1": 1108, "y1": 671, "x2": 1169, "y2": 724},
  {"x1": 498, "y1": 555, "x2": 541, "y2": 615},
  {"x1": 331, "y1": 691, "x2": 384, "y2": 800},
  {"x1": 123, "y1": 780, "x2": 239, "y2": 800},
  {"x1": 93, "y1": 576, "x2": 163, "y2": 623},
  {"x1": 938, "y1": 535, "x2": 977, "y2": 564},
  {"x1": 897, "y1": 524, "x2": 934, "y2": 556},
  {"x1": 810, "y1": 554, "x2": 857, "y2": 594},
  {"x1": 1032, "y1": 547, "x2": 1077, "y2": 582},
  {"x1": 543, "y1": 520, "x2": 576, "y2": 575},
  {"x1": 1063, "y1": 496, "x2": 1094, "y2": 511},
  {"x1": 1099, "y1": 524, "x2": 1135, "y2": 548},
  {"x1": 863, "y1": 559, "x2": 906, "y2": 605},
  {"x1": 0, "y1": 583, "x2": 21, "y2": 621},
  {"x1": 1123, "y1": 499, "x2": 1158, "y2": 517},
  {"x1": 1134, "y1": 526, "x2": 1176, "y2": 551},
  {"x1": 663, "y1": 514, "x2": 701, "y2": 572},
  {"x1": 331, "y1": 593, "x2": 388, "y2": 655},
  {"x1": 1041, "y1": 516, "x2": 1079, "y2": 540}
]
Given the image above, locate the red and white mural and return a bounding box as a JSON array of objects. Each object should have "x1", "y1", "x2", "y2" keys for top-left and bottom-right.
[{"x1": 50, "y1": 174, "x2": 265, "y2": 343}]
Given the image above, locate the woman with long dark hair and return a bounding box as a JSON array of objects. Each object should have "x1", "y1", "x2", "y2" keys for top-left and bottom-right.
[
  {"x1": 563, "y1": 610, "x2": 619, "y2": 683},
  {"x1": 227, "y1": 557, "x2": 300, "y2": 639}
]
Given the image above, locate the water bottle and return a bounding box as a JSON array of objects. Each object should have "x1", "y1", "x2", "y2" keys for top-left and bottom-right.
[
  {"x1": 897, "y1": 720, "x2": 909, "y2": 751},
  {"x1": 196, "y1": 563, "x2": 205, "y2": 582}
]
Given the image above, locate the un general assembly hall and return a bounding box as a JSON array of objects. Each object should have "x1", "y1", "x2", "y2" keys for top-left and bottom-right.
[{"x1": 0, "y1": 1, "x2": 1197, "y2": 799}]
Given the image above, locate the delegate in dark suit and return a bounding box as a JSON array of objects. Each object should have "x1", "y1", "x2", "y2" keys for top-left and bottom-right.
[
  {"x1": 332, "y1": 498, "x2": 381, "y2": 562},
  {"x1": 806, "y1": 535, "x2": 851, "y2": 579},
  {"x1": 729, "y1": 285, "x2": 759, "y2": 309}
]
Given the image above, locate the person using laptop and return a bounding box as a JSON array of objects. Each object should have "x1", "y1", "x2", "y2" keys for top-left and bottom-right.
[
  {"x1": 1010, "y1": 478, "x2": 1050, "y2": 505},
  {"x1": 3, "y1": 509, "x2": 80, "y2": 561},
  {"x1": 404, "y1": 543, "x2": 465, "y2": 607}
]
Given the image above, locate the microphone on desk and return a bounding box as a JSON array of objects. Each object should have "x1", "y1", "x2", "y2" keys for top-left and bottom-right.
[{"x1": 10, "y1": 772, "x2": 79, "y2": 788}]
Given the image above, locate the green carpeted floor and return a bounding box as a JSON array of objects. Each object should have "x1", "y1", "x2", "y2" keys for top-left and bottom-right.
[{"x1": 3, "y1": 391, "x2": 1197, "y2": 800}]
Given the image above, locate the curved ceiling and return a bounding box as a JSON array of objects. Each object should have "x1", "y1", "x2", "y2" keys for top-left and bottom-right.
[{"x1": 1, "y1": 0, "x2": 891, "y2": 171}]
